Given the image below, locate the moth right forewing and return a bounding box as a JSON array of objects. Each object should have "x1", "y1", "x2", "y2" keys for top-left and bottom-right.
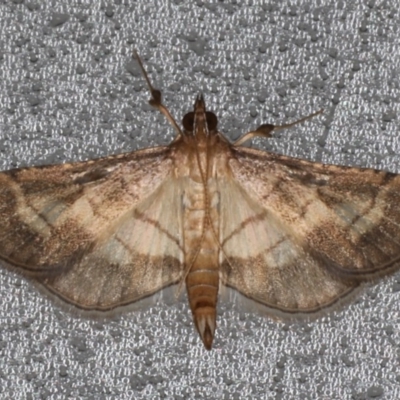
[
  {"x1": 0, "y1": 147, "x2": 173, "y2": 274},
  {"x1": 0, "y1": 146, "x2": 189, "y2": 314}
]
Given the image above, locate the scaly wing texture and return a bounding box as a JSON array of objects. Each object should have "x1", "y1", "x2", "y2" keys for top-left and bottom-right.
[
  {"x1": 219, "y1": 146, "x2": 400, "y2": 317},
  {"x1": 0, "y1": 147, "x2": 185, "y2": 312}
]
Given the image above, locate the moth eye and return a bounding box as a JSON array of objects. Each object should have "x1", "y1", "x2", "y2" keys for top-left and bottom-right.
[
  {"x1": 182, "y1": 112, "x2": 195, "y2": 132},
  {"x1": 206, "y1": 111, "x2": 218, "y2": 131}
]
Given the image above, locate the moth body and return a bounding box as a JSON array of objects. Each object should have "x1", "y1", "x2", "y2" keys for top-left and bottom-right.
[{"x1": 179, "y1": 95, "x2": 222, "y2": 350}]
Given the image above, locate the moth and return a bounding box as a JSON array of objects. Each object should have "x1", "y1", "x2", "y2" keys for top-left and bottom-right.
[{"x1": 1, "y1": 52, "x2": 400, "y2": 351}]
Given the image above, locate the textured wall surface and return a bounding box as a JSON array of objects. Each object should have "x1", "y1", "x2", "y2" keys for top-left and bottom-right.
[{"x1": 0, "y1": 1, "x2": 399, "y2": 399}]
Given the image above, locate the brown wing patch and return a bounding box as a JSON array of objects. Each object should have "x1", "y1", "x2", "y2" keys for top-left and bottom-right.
[
  {"x1": 0, "y1": 148, "x2": 173, "y2": 272},
  {"x1": 0, "y1": 147, "x2": 187, "y2": 311},
  {"x1": 216, "y1": 175, "x2": 359, "y2": 316},
  {"x1": 229, "y1": 147, "x2": 400, "y2": 281},
  {"x1": 38, "y1": 252, "x2": 182, "y2": 311}
]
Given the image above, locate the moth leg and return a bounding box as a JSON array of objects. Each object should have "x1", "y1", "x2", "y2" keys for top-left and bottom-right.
[
  {"x1": 233, "y1": 109, "x2": 324, "y2": 146},
  {"x1": 133, "y1": 50, "x2": 183, "y2": 139}
]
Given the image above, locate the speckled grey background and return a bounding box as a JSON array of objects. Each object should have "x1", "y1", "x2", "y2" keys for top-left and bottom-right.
[{"x1": 0, "y1": 1, "x2": 399, "y2": 399}]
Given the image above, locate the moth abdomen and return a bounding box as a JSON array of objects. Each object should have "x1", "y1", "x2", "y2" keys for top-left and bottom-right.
[{"x1": 186, "y1": 256, "x2": 219, "y2": 351}]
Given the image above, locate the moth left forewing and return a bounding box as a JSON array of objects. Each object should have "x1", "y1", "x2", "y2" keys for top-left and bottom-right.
[
  {"x1": 230, "y1": 146, "x2": 400, "y2": 277},
  {"x1": 219, "y1": 145, "x2": 400, "y2": 318},
  {"x1": 0, "y1": 147, "x2": 186, "y2": 314}
]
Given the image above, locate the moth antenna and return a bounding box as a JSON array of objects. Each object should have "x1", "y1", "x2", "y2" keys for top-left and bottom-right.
[
  {"x1": 133, "y1": 50, "x2": 183, "y2": 138},
  {"x1": 233, "y1": 108, "x2": 324, "y2": 146}
]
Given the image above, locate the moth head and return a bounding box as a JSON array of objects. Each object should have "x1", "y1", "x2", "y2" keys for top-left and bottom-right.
[{"x1": 182, "y1": 94, "x2": 218, "y2": 135}]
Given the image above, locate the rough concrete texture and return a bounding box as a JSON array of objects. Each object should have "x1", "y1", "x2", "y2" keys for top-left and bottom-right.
[{"x1": 0, "y1": 1, "x2": 399, "y2": 399}]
